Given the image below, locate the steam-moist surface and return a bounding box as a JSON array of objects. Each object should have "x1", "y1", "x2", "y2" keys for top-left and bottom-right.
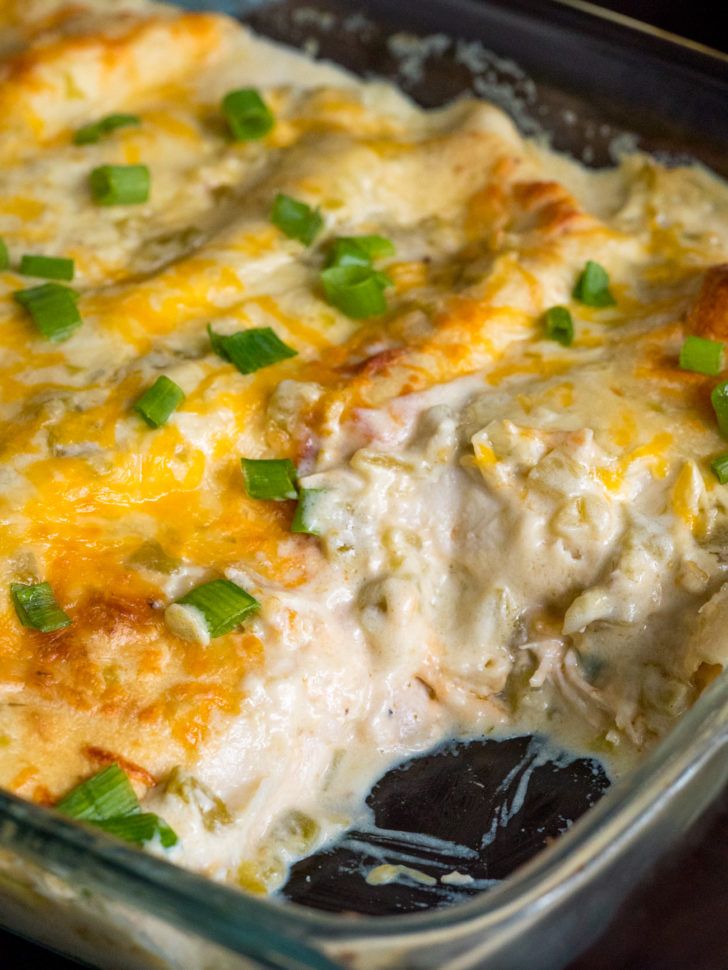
[{"x1": 1, "y1": 0, "x2": 728, "y2": 889}]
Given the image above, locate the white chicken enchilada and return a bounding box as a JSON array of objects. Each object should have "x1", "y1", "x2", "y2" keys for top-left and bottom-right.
[{"x1": 0, "y1": 0, "x2": 727, "y2": 895}]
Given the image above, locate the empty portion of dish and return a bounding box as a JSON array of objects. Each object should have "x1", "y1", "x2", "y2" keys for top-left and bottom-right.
[
  {"x1": 0, "y1": 0, "x2": 727, "y2": 895},
  {"x1": 282, "y1": 735, "x2": 610, "y2": 914}
]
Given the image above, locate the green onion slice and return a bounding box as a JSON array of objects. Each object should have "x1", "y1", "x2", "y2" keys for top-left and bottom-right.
[
  {"x1": 73, "y1": 113, "x2": 141, "y2": 145},
  {"x1": 572, "y1": 260, "x2": 616, "y2": 307},
  {"x1": 208, "y1": 325, "x2": 297, "y2": 374},
  {"x1": 326, "y1": 235, "x2": 396, "y2": 268},
  {"x1": 57, "y1": 765, "x2": 139, "y2": 821},
  {"x1": 90, "y1": 164, "x2": 150, "y2": 205},
  {"x1": 711, "y1": 380, "x2": 728, "y2": 437},
  {"x1": 543, "y1": 305, "x2": 574, "y2": 346},
  {"x1": 176, "y1": 579, "x2": 260, "y2": 639},
  {"x1": 10, "y1": 581, "x2": 71, "y2": 632},
  {"x1": 291, "y1": 488, "x2": 325, "y2": 535},
  {"x1": 711, "y1": 453, "x2": 728, "y2": 484},
  {"x1": 242, "y1": 458, "x2": 298, "y2": 501},
  {"x1": 19, "y1": 254, "x2": 75, "y2": 281},
  {"x1": 221, "y1": 88, "x2": 274, "y2": 141},
  {"x1": 133, "y1": 375, "x2": 185, "y2": 428},
  {"x1": 14, "y1": 283, "x2": 82, "y2": 342},
  {"x1": 321, "y1": 264, "x2": 390, "y2": 319},
  {"x1": 57, "y1": 764, "x2": 178, "y2": 848},
  {"x1": 0, "y1": 238, "x2": 8, "y2": 270},
  {"x1": 270, "y1": 193, "x2": 323, "y2": 245},
  {"x1": 94, "y1": 812, "x2": 179, "y2": 848},
  {"x1": 679, "y1": 335, "x2": 724, "y2": 376},
  {"x1": 326, "y1": 239, "x2": 371, "y2": 269},
  {"x1": 207, "y1": 324, "x2": 227, "y2": 359},
  {"x1": 353, "y1": 235, "x2": 396, "y2": 260}
]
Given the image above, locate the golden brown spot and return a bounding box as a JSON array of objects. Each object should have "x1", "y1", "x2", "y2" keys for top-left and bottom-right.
[
  {"x1": 511, "y1": 179, "x2": 590, "y2": 240},
  {"x1": 82, "y1": 746, "x2": 157, "y2": 788},
  {"x1": 31, "y1": 785, "x2": 55, "y2": 806},
  {"x1": 686, "y1": 264, "x2": 728, "y2": 341},
  {"x1": 355, "y1": 347, "x2": 407, "y2": 378},
  {"x1": 466, "y1": 178, "x2": 512, "y2": 245},
  {"x1": 629, "y1": 322, "x2": 719, "y2": 427},
  {"x1": 21, "y1": 592, "x2": 160, "y2": 714}
]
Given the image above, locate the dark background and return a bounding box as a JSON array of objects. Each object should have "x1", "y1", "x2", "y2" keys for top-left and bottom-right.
[
  {"x1": 594, "y1": 0, "x2": 720, "y2": 49},
  {"x1": 2, "y1": 2, "x2": 726, "y2": 968}
]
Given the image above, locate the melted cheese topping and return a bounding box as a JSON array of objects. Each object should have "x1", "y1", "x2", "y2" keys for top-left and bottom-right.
[{"x1": 1, "y1": 0, "x2": 728, "y2": 889}]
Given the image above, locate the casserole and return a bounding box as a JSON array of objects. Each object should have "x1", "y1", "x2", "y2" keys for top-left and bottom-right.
[{"x1": 0, "y1": 0, "x2": 724, "y2": 965}]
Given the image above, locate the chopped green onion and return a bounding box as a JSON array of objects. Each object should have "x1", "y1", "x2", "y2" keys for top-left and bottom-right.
[
  {"x1": 176, "y1": 578, "x2": 260, "y2": 639},
  {"x1": 543, "y1": 305, "x2": 574, "y2": 346},
  {"x1": 326, "y1": 235, "x2": 396, "y2": 268},
  {"x1": 241, "y1": 458, "x2": 298, "y2": 501},
  {"x1": 0, "y1": 238, "x2": 8, "y2": 270},
  {"x1": 679, "y1": 335, "x2": 724, "y2": 376},
  {"x1": 207, "y1": 324, "x2": 227, "y2": 359},
  {"x1": 321, "y1": 265, "x2": 390, "y2": 319},
  {"x1": 270, "y1": 193, "x2": 323, "y2": 245},
  {"x1": 133, "y1": 375, "x2": 185, "y2": 428},
  {"x1": 73, "y1": 113, "x2": 141, "y2": 145},
  {"x1": 572, "y1": 260, "x2": 616, "y2": 307},
  {"x1": 320, "y1": 233, "x2": 395, "y2": 318},
  {"x1": 326, "y1": 239, "x2": 371, "y2": 269},
  {"x1": 711, "y1": 380, "x2": 728, "y2": 437},
  {"x1": 711, "y1": 453, "x2": 728, "y2": 484},
  {"x1": 56, "y1": 765, "x2": 139, "y2": 821},
  {"x1": 94, "y1": 812, "x2": 178, "y2": 848},
  {"x1": 14, "y1": 283, "x2": 82, "y2": 342},
  {"x1": 57, "y1": 764, "x2": 178, "y2": 848},
  {"x1": 90, "y1": 164, "x2": 150, "y2": 205},
  {"x1": 291, "y1": 488, "x2": 325, "y2": 535},
  {"x1": 221, "y1": 88, "x2": 274, "y2": 141},
  {"x1": 372, "y1": 270, "x2": 394, "y2": 287},
  {"x1": 208, "y1": 325, "x2": 297, "y2": 374},
  {"x1": 10, "y1": 581, "x2": 71, "y2": 633},
  {"x1": 19, "y1": 254, "x2": 75, "y2": 281},
  {"x1": 352, "y1": 235, "x2": 396, "y2": 260}
]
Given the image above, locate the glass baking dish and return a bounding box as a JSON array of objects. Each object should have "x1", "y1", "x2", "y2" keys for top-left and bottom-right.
[{"x1": 1, "y1": 1, "x2": 727, "y2": 967}]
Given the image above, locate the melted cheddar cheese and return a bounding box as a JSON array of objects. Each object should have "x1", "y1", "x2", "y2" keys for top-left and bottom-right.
[{"x1": 1, "y1": 0, "x2": 728, "y2": 889}]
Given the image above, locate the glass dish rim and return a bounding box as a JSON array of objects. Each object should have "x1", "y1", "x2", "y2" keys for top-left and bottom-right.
[
  {"x1": 549, "y1": 0, "x2": 728, "y2": 62},
  {"x1": 1, "y1": 673, "x2": 726, "y2": 946},
  {"x1": 1, "y1": 0, "x2": 727, "y2": 957}
]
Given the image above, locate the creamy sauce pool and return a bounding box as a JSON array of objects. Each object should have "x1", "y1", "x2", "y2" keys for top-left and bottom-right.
[{"x1": 0, "y1": 0, "x2": 727, "y2": 892}]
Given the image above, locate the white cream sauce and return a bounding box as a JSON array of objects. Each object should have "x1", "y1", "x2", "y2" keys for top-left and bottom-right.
[{"x1": 2, "y1": 1, "x2": 728, "y2": 896}]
